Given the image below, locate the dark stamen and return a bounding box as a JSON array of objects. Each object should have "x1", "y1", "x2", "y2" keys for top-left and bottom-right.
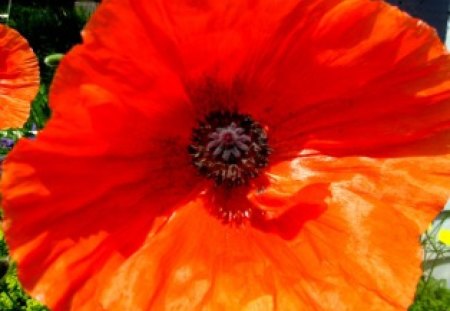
[{"x1": 188, "y1": 111, "x2": 271, "y2": 188}]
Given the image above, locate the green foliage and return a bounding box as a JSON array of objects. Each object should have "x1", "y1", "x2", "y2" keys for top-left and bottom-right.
[
  {"x1": 409, "y1": 277, "x2": 450, "y2": 311},
  {"x1": 409, "y1": 211, "x2": 450, "y2": 311},
  {"x1": 25, "y1": 85, "x2": 51, "y2": 130},
  {"x1": 0, "y1": 128, "x2": 36, "y2": 141},
  {"x1": 0, "y1": 231, "x2": 48, "y2": 311},
  {"x1": 0, "y1": 265, "x2": 48, "y2": 311},
  {"x1": 0, "y1": 130, "x2": 27, "y2": 155},
  {"x1": 8, "y1": 4, "x2": 85, "y2": 84},
  {"x1": 11, "y1": 1, "x2": 74, "y2": 7}
]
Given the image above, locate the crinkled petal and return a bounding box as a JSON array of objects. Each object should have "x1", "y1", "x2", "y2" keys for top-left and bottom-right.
[
  {"x1": 127, "y1": 0, "x2": 299, "y2": 82},
  {"x1": 1, "y1": 83, "x2": 203, "y2": 309},
  {"x1": 243, "y1": 142, "x2": 448, "y2": 309},
  {"x1": 51, "y1": 0, "x2": 194, "y2": 130},
  {"x1": 76, "y1": 178, "x2": 445, "y2": 311},
  {"x1": 70, "y1": 0, "x2": 301, "y2": 115},
  {"x1": 78, "y1": 149, "x2": 449, "y2": 310},
  {"x1": 84, "y1": 202, "x2": 315, "y2": 310},
  {"x1": 0, "y1": 25, "x2": 39, "y2": 129},
  {"x1": 239, "y1": 0, "x2": 450, "y2": 157}
]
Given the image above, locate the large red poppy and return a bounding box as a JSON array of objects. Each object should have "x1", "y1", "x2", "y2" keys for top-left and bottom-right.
[
  {"x1": 2, "y1": 0, "x2": 450, "y2": 310},
  {"x1": 0, "y1": 24, "x2": 39, "y2": 129}
]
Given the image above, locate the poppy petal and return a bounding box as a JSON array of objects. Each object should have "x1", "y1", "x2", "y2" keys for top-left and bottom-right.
[
  {"x1": 2, "y1": 2, "x2": 201, "y2": 308},
  {"x1": 1, "y1": 84, "x2": 202, "y2": 309},
  {"x1": 244, "y1": 148, "x2": 449, "y2": 308},
  {"x1": 288, "y1": 151, "x2": 449, "y2": 231},
  {"x1": 51, "y1": 0, "x2": 195, "y2": 127},
  {"x1": 84, "y1": 149, "x2": 448, "y2": 310},
  {"x1": 239, "y1": 0, "x2": 450, "y2": 156},
  {"x1": 127, "y1": 0, "x2": 299, "y2": 84},
  {"x1": 0, "y1": 25, "x2": 39, "y2": 129},
  {"x1": 83, "y1": 201, "x2": 316, "y2": 310},
  {"x1": 78, "y1": 188, "x2": 436, "y2": 310}
]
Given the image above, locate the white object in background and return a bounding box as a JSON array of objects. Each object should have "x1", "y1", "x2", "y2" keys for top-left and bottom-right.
[
  {"x1": 0, "y1": 0, "x2": 11, "y2": 23},
  {"x1": 446, "y1": 2, "x2": 450, "y2": 48}
]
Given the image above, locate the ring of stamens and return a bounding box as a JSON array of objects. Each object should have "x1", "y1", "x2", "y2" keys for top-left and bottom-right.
[{"x1": 188, "y1": 111, "x2": 270, "y2": 187}]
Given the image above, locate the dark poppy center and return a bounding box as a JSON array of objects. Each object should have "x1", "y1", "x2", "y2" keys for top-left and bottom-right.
[{"x1": 188, "y1": 111, "x2": 270, "y2": 187}]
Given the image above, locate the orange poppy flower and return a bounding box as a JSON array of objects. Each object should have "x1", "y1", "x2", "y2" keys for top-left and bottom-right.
[
  {"x1": 2, "y1": 0, "x2": 450, "y2": 310},
  {"x1": 0, "y1": 24, "x2": 39, "y2": 129}
]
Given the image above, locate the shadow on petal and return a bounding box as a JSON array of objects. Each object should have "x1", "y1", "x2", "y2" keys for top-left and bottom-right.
[{"x1": 252, "y1": 183, "x2": 329, "y2": 240}]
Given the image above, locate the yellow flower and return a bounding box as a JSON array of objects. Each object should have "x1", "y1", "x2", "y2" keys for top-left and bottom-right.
[{"x1": 438, "y1": 229, "x2": 450, "y2": 246}]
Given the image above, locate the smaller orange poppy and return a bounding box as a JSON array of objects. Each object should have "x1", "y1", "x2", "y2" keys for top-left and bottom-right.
[{"x1": 0, "y1": 24, "x2": 39, "y2": 129}]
